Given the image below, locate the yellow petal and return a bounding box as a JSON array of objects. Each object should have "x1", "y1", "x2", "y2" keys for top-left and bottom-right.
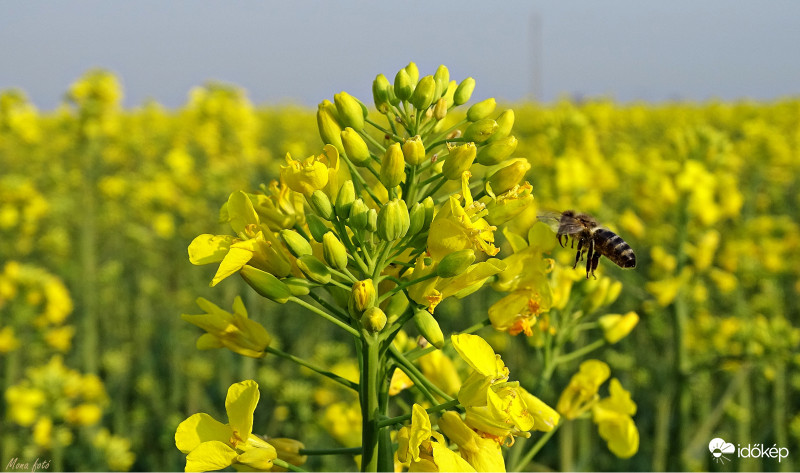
[
  {"x1": 451, "y1": 334, "x2": 503, "y2": 378},
  {"x1": 226, "y1": 190, "x2": 260, "y2": 235},
  {"x1": 184, "y1": 440, "x2": 238, "y2": 472},
  {"x1": 211, "y1": 244, "x2": 255, "y2": 287},
  {"x1": 175, "y1": 413, "x2": 232, "y2": 453},
  {"x1": 225, "y1": 380, "x2": 260, "y2": 442},
  {"x1": 431, "y1": 441, "x2": 476, "y2": 472},
  {"x1": 188, "y1": 234, "x2": 234, "y2": 265}
]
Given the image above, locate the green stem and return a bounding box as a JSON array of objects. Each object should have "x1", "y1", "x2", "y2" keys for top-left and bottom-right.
[
  {"x1": 307, "y1": 291, "x2": 350, "y2": 321},
  {"x1": 377, "y1": 272, "x2": 438, "y2": 304},
  {"x1": 404, "y1": 318, "x2": 491, "y2": 362},
  {"x1": 290, "y1": 297, "x2": 360, "y2": 337},
  {"x1": 266, "y1": 346, "x2": 358, "y2": 391},
  {"x1": 511, "y1": 421, "x2": 562, "y2": 472},
  {"x1": 377, "y1": 399, "x2": 460, "y2": 428},
  {"x1": 360, "y1": 334, "x2": 382, "y2": 472},
  {"x1": 389, "y1": 345, "x2": 454, "y2": 402},
  {"x1": 554, "y1": 339, "x2": 605, "y2": 365},
  {"x1": 300, "y1": 446, "x2": 364, "y2": 456}
]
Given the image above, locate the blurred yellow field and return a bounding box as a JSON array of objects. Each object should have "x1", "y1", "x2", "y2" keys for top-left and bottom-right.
[{"x1": 1, "y1": 69, "x2": 798, "y2": 472}]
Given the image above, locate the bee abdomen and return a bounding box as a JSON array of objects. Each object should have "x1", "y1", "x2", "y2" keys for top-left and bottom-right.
[{"x1": 593, "y1": 228, "x2": 636, "y2": 269}]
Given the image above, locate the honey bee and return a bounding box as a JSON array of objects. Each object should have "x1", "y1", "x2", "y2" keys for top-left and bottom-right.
[{"x1": 538, "y1": 210, "x2": 636, "y2": 279}]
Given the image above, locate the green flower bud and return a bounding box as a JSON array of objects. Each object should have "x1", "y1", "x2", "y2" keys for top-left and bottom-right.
[
  {"x1": 279, "y1": 229, "x2": 312, "y2": 258},
  {"x1": 334, "y1": 91, "x2": 365, "y2": 131},
  {"x1": 348, "y1": 198, "x2": 370, "y2": 230},
  {"x1": 437, "y1": 249, "x2": 476, "y2": 277},
  {"x1": 476, "y1": 135, "x2": 518, "y2": 166},
  {"x1": 487, "y1": 109, "x2": 515, "y2": 142},
  {"x1": 433, "y1": 97, "x2": 447, "y2": 121},
  {"x1": 489, "y1": 158, "x2": 531, "y2": 194},
  {"x1": 453, "y1": 77, "x2": 475, "y2": 105},
  {"x1": 322, "y1": 232, "x2": 348, "y2": 271},
  {"x1": 310, "y1": 189, "x2": 334, "y2": 220},
  {"x1": 362, "y1": 306, "x2": 387, "y2": 333},
  {"x1": 316, "y1": 100, "x2": 344, "y2": 153},
  {"x1": 335, "y1": 180, "x2": 356, "y2": 219},
  {"x1": 410, "y1": 75, "x2": 436, "y2": 111},
  {"x1": 373, "y1": 74, "x2": 394, "y2": 112},
  {"x1": 341, "y1": 127, "x2": 371, "y2": 166},
  {"x1": 402, "y1": 135, "x2": 426, "y2": 166},
  {"x1": 407, "y1": 202, "x2": 425, "y2": 239},
  {"x1": 404, "y1": 62, "x2": 419, "y2": 86},
  {"x1": 352, "y1": 279, "x2": 376, "y2": 312},
  {"x1": 366, "y1": 208, "x2": 378, "y2": 232},
  {"x1": 443, "y1": 80, "x2": 457, "y2": 108},
  {"x1": 422, "y1": 196, "x2": 435, "y2": 230},
  {"x1": 394, "y1": 68, "x2": 413, "y2": 102},
  {"x1": 442, "y1": 142, "x2": 477, "y2": 180},
  {"x1": 282, "y1": 276, "x2": 315, "y2": 297},
  {"x1": 296, "y1": 255, "x2": 332, "y2": 285},
  {"x1": 385, "y1": 291, "x2": 410, "y2": 319},
  {"x1": 305, "y1": 213, "x2": 328, "y2": 243},
  {"x1": 433, "y1": 65, "x2": 450, "y2": 99},
  {"x1": 466, "y1": 98, "x2": 496, "y2": 122},
  {"x1": 377, "y1": 199, "x2": 410, "y2": 242},
  {"x1": 414, "y1": 309, "x2": 444, "y2": 349},
  {"x1": 464, "y1": 118, "x2": 498, "y2": 143},
  {"x1": 240, "y1": 265, "x2": 291, "y2": 304},
  {"x1": 380, "y1": 143, "x2": 405, "y2": 189}
]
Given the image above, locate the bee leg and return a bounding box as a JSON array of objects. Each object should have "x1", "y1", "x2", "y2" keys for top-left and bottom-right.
[
  {"x1": 572, "y1": 239, "x2": 584, "y2": 269},
  {"x1": 557, "y1": 234, "x2": 565, "y2": 248},
  {"x1": 590, "y1": 250, "x2": 601, "y2": 279},
  {"x1": 585, "y1": 239, "x2": 594, "y2": 279}
]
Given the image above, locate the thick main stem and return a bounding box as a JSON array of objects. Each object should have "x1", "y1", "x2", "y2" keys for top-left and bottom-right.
[{"x1": 360, "y1": 334, "x2": 382, "y2": 472}]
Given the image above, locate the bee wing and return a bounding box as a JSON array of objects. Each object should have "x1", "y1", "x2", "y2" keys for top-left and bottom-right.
[{"x1": 537, "y1": 210, "x2": 584, "y2": 235}]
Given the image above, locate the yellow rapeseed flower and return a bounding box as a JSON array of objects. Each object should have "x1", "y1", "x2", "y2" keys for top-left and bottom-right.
[
  {"x1": 556, "y1": 359, "x2": 610, "y2": 420},
  {"x1": 182, "y1": 296, "x2": 271, "y2": 358}
]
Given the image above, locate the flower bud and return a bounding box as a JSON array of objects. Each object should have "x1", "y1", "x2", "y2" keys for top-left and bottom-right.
[
  {"x1": 305, "y1": 213, "x2": 329, "y2": 242},
  {"x1": 310, "y1": 189, "x2": 333, "y2": 220},
  {"x1": 406, "y1": 202, "x2": 425, "y2": 239},
  {"x1": 433, "y1": 65, "x2": 450, "y2": 99},
  {"x1": 377, "y1": 199, "x2": 410, "y2": 242},
  {"x1": 394, "y1": 68, "x2": 413, "y2": 102},
  {"x1": 442, "y1": 142, "x2": 477, "y2": 180},
  {"x1": 270, "y1": 438, "x2": 308, "y2": 469},
  {"x1": 279, "y1": 229, "x2": 312, "y2": 258},
  {"x1": 402, "y1": 135, "x2": 426, "y2": 166},
  {"x1": 436, "y1": 249, "x2": 476, "y2": 277},
  {"x1": 322, "y1": 231, "x2": 348, "y2": 271},
  {"x1": 373, "y1": 74, "x2": 394, "y2": 112},
  {"x1": 410, "y1": 75, "x2": 436, "y2": 111},
  {"x1": 453, "y1": 77, "x2": 475, "y2": 105},
  {"x1": 362, "y1": 306, "x2": 387, "y2": 333},
  {"x1": 464, "y1": 118, "x2": 498, "y2": 143},
  {"x1": 335, "y1": 180, "x2": 356, "y2": 219},
  {"x1": 366, "y1": 209, "x2": 378, "y2": 232},
  {"x1": 476, "y1": 135, "x2": 518, "y2": 165},
  {"x1": 283, "y1": 277, "x2": 315, "y2": 297},
  {"x1": 334, "y1": 91, "x2": 365, "y2": 131},
  {"x1": 433, "y1": 97, "x2": 447, "y2": 120},
  {"x1": 316, "y1": 100, "x2": 343, "y2": 153},
  {"x1": 380, "y1": 143, "x2": 405, "y2": 189},
  {"x1": 404, "y1": 62, "x2": 419, "y2": 86},
  {"x1": 348, "y1": 198, "x2": 370, "y2": 230},
  {"x1": 296, "y1": 255, "x2": 332, "y2": 285},
  {"x1": 240, "y1": 265, "x2": 291, "y2": 303},
  {"x1": 599, "y1": 312, "x2": 640, "y2": 344},
  {"x1": 466, "y1": 98, "x2": 496, "y2": 122},
  {"x1": 443, "y1": 80, "x2": 457, "y2": 108},
  {"x1": 487, "y1": 109, "x2": 514, "y2": 142},
  {"x1": 489, "y1": 158, "x2": 531, "y2": 194},
  {"x1": 414, "y1": 309, "x2": 444, "y2": 348},
  {"x1": 422, "y1": 196, "x2": 435, "y2": 230},
  {"x1": 352, "y1": 279, "x2": 376, "y2": 312},
  {"x1": 341, "y1": 127, "x2": 371, "y2": 165},
  {"x1": 385, "y1": 291, "x2": 410, "y2": 319}
]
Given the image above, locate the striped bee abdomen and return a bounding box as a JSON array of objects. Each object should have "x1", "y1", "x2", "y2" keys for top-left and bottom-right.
[{"x1": 592, "y1": 228, "x2": 636, "y2": 268}]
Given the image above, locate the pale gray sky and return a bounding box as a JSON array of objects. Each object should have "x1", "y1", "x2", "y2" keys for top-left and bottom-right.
[{"x1": 2, "y1": 1, "x2": 799, "y2": 109}]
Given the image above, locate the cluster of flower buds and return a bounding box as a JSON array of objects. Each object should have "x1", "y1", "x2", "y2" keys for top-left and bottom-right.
[{"x1": 189, "y1": 61, "x2": 535, "y2": 341}]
